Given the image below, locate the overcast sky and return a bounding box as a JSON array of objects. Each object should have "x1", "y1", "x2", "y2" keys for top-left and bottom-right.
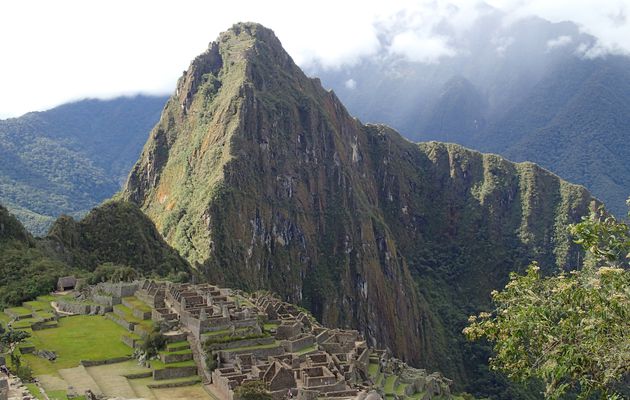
[{"x1": 1, "y1": 0, "x2": 629, "y2": 118}]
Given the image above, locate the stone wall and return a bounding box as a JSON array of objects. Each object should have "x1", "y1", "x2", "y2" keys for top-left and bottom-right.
[
  {"x1": 282, "y1": 335, "x2": 315, "y2": 352},
  {"x1": 160, "y1": 351, "x2": 193, "y2": 364},
  {"x1": 153, "y1": 365, "x2": 198, "y2": 380}
]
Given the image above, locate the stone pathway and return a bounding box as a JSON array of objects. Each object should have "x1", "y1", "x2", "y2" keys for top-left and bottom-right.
[{"x1": 4, "y1": 374, "x2": 37, "y2": 400}]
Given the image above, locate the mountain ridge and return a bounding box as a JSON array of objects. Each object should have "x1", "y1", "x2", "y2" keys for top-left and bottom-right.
[
  {"x1": 121, "y1": 22, "x2": 594, "y2": 396},
  {"x1": 0, "y1": 95, "x2": 168, "y2": 235}
]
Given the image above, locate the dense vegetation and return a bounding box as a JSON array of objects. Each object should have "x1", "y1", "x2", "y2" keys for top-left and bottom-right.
[
  {"x1": 0, "y1": 95, "x2": 167, "y2": 235},
  {"x1": 0, "y1": 205, "x2": 75, "y2": 307},
  {"x1": 466, "y1": 203, "x2": 630, "y2": 399},
  {"x1": 0, "y1": 202, "x2": 190, "y2": 309}
]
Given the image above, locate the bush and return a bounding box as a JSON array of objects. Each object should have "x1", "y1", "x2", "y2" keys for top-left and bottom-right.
[
  {"x1": 234, "y1": 380, "x2": 272, "y2": 400},
  {"x1": 141, "y1": 325, "x2": 167, "y2": 359}
]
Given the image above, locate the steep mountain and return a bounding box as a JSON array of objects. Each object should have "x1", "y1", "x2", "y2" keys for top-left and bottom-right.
[
  {"x1": 0, "y1": 95, "x2": 168, "y2": 235},
  {"x1": 314, "y1": 15, "x2": 630, "y2": 216},
  {"x1": 0, "y1": 202, "x2": 190, "y2": 308},
  {"x1": 122, "y1": 23, "x2": 594, "y2": 396}
]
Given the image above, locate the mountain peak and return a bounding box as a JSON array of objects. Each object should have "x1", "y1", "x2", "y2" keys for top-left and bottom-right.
[
  {"x1": 174, "y1": 22, "x2": 296, "y2": 114},
  {"x1": 123, "y1": 23, "x2": 594, "y2": 388}
]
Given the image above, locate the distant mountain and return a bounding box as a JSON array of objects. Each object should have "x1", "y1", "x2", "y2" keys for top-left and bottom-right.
[
  {"x1": 122, "y1": 23, "x2": 593, "y2": 397},
  {"x1": 314, "y1": 15, "x2": 630, "y2": 216},
  {"x1": 0, "y1": 95, "x2": 168, "y2": 235}
]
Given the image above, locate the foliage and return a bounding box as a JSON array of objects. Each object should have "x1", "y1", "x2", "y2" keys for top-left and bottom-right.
[
  {"x1": 570, "y1": 203, "x2": 630, "y2": 267},
  {"x1": 0, "y1": 95, "x2": 167, "y2": 235},
  {"x1": 234, "y1": 380, "x2": 272, "y2": 400},
  {"x1": 0, "y1": 207, "x2": 75, "y2": 307},
  {"x1": 141, "y1": 324, "x2": 167, "y2": 359},
  {"x1": 2, "y1": 328, "x2": 33, "y2": 380},
  {"x1": 465, "y1": 203, "x2": 630, "y2": 399},
  {"x1": 89, "y1": 263, "x2": 140, "y2": 284},
  {"x1": 205, "y1": 352, "x2": 218, "y2": 372},
  {"x1": 0, "y1": 328, "x2": 30, "y2": 354},
  {"x1": 44, "y1": 201, "x2": 191, "y2": 277}
]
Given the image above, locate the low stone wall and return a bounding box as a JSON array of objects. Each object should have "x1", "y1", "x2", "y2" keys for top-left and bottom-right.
[
  {"x1": 106, "y1": 313, "x2": 134, "y2": 331},
  {"x1": 132, "y1": 308, "x2": 151, "y2": 320},
  {"x1": 93, "y1": 294, "x2": 121, "y2": 307},
  {"x1": 315, "y1": 330, "x2": 330, "y2": 344},
  {"x1": 209, "y1": 336, "x2": 275, "y2": 351},
  {"x1": 165, "y1": 332, "x2": 188, "y2": 343},
  {"x1": 3, "y1": 309, "x2": 32, "y2": 320},
  {"x1": 219, "y1": 345, "x2": 284, "y2": 362},
  {"x1": 147, "y1": 377, "x2": 200, "y2": 389},
  {"x1": 123, "y1": 371, "x2": 153, "y2": 379},
  {"x1": 161, "y1": 351, "x2": 193, "y2": 364},
  {"x1": 80, "y1": 356, "x2": 133, "y2": 367},
  {"x1": 152, "y1": 365, "x2": 198, "y2": 381},
  {"x1": 55, "y1": 300, "x2": 111, "y2": 315},
  {"x1": 282, "y1": 335, "x2": 315, "y2": 352},
  {"x1": 31, "y1": 321, "x2": 58, "y2": 331},
  {"x1": 121, "y1": 334, "x2": 142, "y2": 348},
  {"x1": 96, "y1": 282, "x2": 138, "y2": 298}
]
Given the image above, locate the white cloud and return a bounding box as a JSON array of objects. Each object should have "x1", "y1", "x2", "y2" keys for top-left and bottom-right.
[
  {"x1": 344, "y1": 79, "x2": 357, "y2": 89},
  {"x1": 1, "y1": 0, "x2": 630, "y2": 118},
  {"x1": 489, "y1": 0, "x2": 630, "y2": 57},
  {"x1": 546, "y1": 35, "x2": 573, "y2": 50},
  {"x1": 389, "y1": 32, "x2": 456, "y2": 63},
  {"x1": 493, "y1": 36, "x2": 515, "y2": 56}
]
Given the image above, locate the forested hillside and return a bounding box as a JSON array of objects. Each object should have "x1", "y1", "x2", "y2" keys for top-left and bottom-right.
[{"x1": 0, "y1": 95, "x2": 167, "y2": 235}]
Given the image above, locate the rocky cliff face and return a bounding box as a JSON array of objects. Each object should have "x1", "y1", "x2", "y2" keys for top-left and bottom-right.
[{"x1": 122, "y1": 23, "x2": 593, "y2": 389}]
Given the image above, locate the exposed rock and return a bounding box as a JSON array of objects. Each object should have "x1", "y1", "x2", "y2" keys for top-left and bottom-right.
[{"x1": 121, "y1": 22, "x2": 594, "y2": 387}]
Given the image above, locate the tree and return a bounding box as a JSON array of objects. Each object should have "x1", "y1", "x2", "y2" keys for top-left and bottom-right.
[
  {"x1": 464, "y1": 202, "x2": 630, "y2": 399},
  {"x1": 234, "y1": 380, "x2": 273, "y2": 400},
  {"x1": 1, "y1": 328, "x2": 31, "y2": 370}
]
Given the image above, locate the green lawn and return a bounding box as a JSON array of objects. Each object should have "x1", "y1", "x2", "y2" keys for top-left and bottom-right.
[
  {"x1": 23, "y1": 315, "x2": 132, "y2": 375},
  {"x1": 122, "y1": 296, "x2": 152, "y2": 313},
  {"x1": 150, "y1": 358, "x2": 196, "y2": 370},
  {"x1": 263, "y1": 323, "x2": 279, "y2": 331},
  {"x1": 384, "y1": 375, "x2": 397, "y2": 394},
  {"x1": 167, "y1": 341, "x2": 190, "y2": 351},
  {"x1": 25, "y1": 383, "x2": 45, "y2": 399},
  {"x1": 5, "y1": 306, "x2": 32, "y2": 316},
  {"x1": 368, "y1": 362, "x2": 379, "y2": 377},
  {"x1": 24, "y1": 301, "x2": 51, "y2": 311}
]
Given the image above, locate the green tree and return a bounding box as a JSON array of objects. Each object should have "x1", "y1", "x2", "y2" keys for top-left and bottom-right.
[
  {"x1": 1, "y1": 328, "x2": 31, "y2": 373},
  {"x1": 234, "y1": 380, "x2": 273, "y2": 400},
  {"x1": 464, "y1": 202, "x2": 630, "y2": 399}
]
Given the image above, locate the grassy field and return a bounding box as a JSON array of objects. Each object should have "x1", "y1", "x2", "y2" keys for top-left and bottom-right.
[{"x1": 23, "y1": 315, "x2": 132, "y2": 375}]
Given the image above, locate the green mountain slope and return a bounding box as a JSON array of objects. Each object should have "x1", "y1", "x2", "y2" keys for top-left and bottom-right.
[
  {"x1": 315, "y1": 17, "x2": 629, "y2": 216},
  {"x1": 0, "y1": 95, "x2": 167, "y2": 235},
  {"x1": 122, "y1": 23, "x2": 594, "y2": 396},
  {"x1": 0, "y1": 202, "x2": 190, "y2": 309},
  {"x1": 480, "y1": 58, "x2": 630, "y2": 217},
  {"x1": 0, "y1": 204, "x2": 73, "y2": 307}
]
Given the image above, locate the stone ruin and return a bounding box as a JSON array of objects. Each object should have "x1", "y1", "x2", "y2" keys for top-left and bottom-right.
[
  {"x1": 133, "y1": 279, "x2": 454, "y2": 400},
  {"x1": 50, "y1": 278, "x2": 454, "y2": 400}
]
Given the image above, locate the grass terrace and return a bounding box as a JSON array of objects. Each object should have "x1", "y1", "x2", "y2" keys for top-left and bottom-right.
[{"x1": 23, "y1": 315, "x2": 132, "y2": 376}]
